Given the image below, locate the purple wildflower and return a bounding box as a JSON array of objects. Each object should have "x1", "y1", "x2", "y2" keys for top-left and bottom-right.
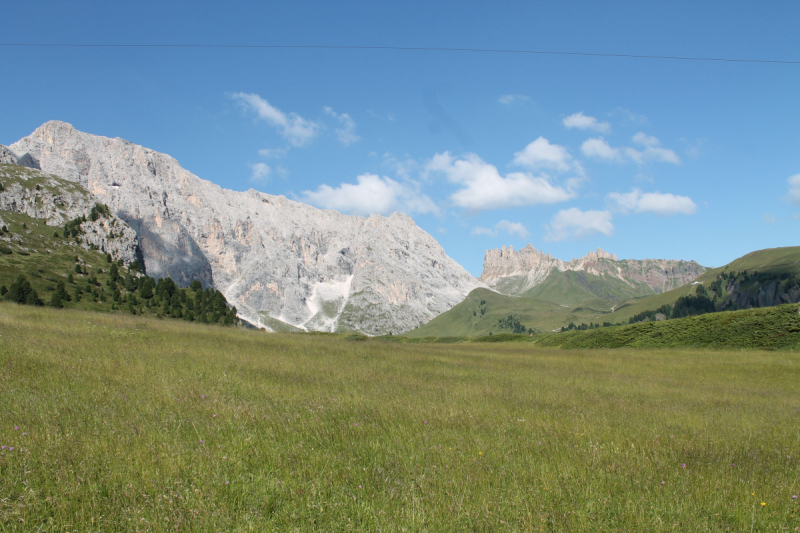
[
  {"x1": 8, "y1": 447, "x2": 12, "y2": 451},
  {"x1": 199, "y1": 440, "x2": 204, "y2": 444},
  {"x1": 354, "y1": 423, "x2": 358, "y2": 426},
  {"x1": 358, "y1": 485, "x2": 362, "y2": 489},
  {"x1": 1, "y1": 445, "x2": 6, "y2": 450},
  {"x1": 424, "y1": 421, "x2": 428, "y2": 425},
  {"x1": 222, "y1": 456, "x2": 227, "y2": 460},
  {"x1": 13, "y1": 426, "x2": 19, "y2": 431},
  {"x1": 225, "y1": 481, "x2": 230, "y2": 484},
  {"x1": 681, "y1": 463, "x2": 686, "y2": 468},
  {"x1": 202, "y1": 395, "x2": 206, "y2": 399},
  {"x1": 22, "y1": 433, "x2": 27, "y2": 436},
  {"x1": 213, "y1": 414, "x2": 217, "y2": 418},
  {"x1": 793, "y1": 495, "x2": 798, "y2": 500}
]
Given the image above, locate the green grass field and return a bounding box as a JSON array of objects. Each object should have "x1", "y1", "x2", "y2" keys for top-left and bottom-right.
[
  {"x1": 406, "y1": 288, "x2": 603, "y2": 338},
  {"x1": 1, "y1": 303, "x2": 799, "y2": 531}
]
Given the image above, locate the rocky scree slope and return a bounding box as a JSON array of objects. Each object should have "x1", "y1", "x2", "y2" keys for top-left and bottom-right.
[
  {"x1": 8, "y1": 121, "x2": 484, "y2": 334},
  {"x1": 0, "y1": 161, "x2": 139, "y2": 264},
  {"x1": 481, "y1": 244, "x2": 705, "y2": 298}
]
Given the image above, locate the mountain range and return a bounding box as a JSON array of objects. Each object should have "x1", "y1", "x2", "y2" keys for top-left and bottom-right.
[
  {"x1": 5, "y1": 121, "x2": 483, "y2": 334},
  {"x1": 2, "y1": 121, "x2": 716, "y2": 335}
]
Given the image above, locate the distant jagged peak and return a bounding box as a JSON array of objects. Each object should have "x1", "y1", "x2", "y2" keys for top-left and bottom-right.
[{"x1": 481, "y1": 243, "x2": 705, "y2": 295}]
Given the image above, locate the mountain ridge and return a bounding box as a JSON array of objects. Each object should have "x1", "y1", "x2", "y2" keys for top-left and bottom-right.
[
  {"x1": 6, "y1": 120, "x2": 485, "y2": 334},
  {"x1": 480, "y1": 244, "x2": 706, "y2": 303}
]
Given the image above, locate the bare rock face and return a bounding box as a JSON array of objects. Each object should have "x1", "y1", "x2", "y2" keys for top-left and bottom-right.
[
  {"x1": 0, "y1": 146, "x2": 18, "y2": 165},
  {"x1": 481, "y1": 244, "x2": 705, "y2": 295},
  {"x1": 10, "y1": 121, "x2": 484, "y2": 334},
  {"x1": 0, "y1": 160, "x2": 140, "y2": 264}
]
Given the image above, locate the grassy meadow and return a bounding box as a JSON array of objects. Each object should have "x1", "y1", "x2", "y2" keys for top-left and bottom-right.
[{"x1": 1, "y1": 303, "x2": 799, "y2": 531}]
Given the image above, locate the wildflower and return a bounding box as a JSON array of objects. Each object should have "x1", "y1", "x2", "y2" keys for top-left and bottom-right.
[
  {"x1": 225, "y1": 481, "x2": 230, "y2": 484},
  {"x1": 793, "y1": 495, "x2": 798, "y2": 500},
  {"x1": 661, "y1": 481, "x2": 666, "y2": 485},
  {"x1": 213, "y1": 414, "x2": 217, "y2": 418},
  {"x1": 222, "y1": 456, "x2": 227, "y2": 460},
  {"x1": 424, "y1": 421, "x2": 428, "y2": 425},
  {"x1": 8, "y1": 447, "x2": 12, "y2": 451},
  {"x1": 199, "y1": 440, "x2": 204, "y2": 444},
  {"x1": 761, "y1": 502, "x2": 766, "y2": 507},
  {"x1": 478, "y1": 452, "x2": 482, "y2": 455},
  {"x1": 358, "y1": 485, "x2": 362, "y2": 489},
  {"x1": 1, "y1": 446, "x2": 6, "y2": 450},
  {"x1": 13, "y1": 426, "x2": 19, "y2": 431},
  {"x1": 22, "y1": 433, "x2": 27, "y2": 436},
  {"x1": 202, "y1": 395, "x2": 206, "y2": 399},
  {"x1": 354, "y1": 423, "x2": 358, "y2": 426},
  {"x1": 681, "y1": 463, "x2": 686, "y2": 468}
]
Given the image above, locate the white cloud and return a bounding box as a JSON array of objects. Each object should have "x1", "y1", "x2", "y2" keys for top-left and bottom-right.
[
  {"x1": 788, "y1": 174, "x2": 800, "y2": 204},
  {"x1": 629, "y1": 132, "x2": 681, "y2": 164},
  {"x1": 258, "y1": 147, "x2": 288, "y2": 159},
  {"x1": 512, "y1": 137, "x2": 577, "y2": 173},
  {"x1": 498, "y1": 94, "x2": 529, "y2": 104},
  {"x1": 231, "y1": 92, "x2": 321, "y2": 147},
  {"x1": 607, "y1": 189, "x2": 697, "y2": 215},
  {"x1": 249, "y1": 162, "x2": 271, "y2": 182},
  {"x1": 581, "y1": 133, "x2": 680, "y2": 165},
  {"x1": 496, "y1": 220, "x2": 529, "y2": 238},
  {"x1": 324, "y1": 107, "x2": 360, "y2": 146},
  {"x1": 382, "y1": 152, "x2": 418, "y2": 180},
  {"x1": 300, "y1": 173, "x2": 438, "y2": 217},
  {"x1": 763, "y1": 214, "x2": 777, "y2": 224},
  {"x1": 614, "y1": 107, "x2": 647, "y2": 124},
  {"x1": 426, "y1": 152, "x2": 576, "y2": 211},
  {"x1": 581, "y1": 138, "x2": 622, "y2": 161},
  {"x1": 471, "y1": 220, "x2": 530, "y2": 238},
  {"x1": 545, "y1": 208, "x2": 614, "y2": 241},
  {"x1": 471, "y1": 226, "x2": 497, "y2": 237},
  {"x1": 563, "y1": 112, "x2": 611, "y2": 133}
]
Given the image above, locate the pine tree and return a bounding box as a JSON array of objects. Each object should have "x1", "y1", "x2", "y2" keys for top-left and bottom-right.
[{"x1": 48, "y1": 292, "x2": 64, "y2": 308}]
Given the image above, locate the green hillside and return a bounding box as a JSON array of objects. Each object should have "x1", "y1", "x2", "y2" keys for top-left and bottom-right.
[
  {"x1": 611, "y1": 246, "x2": 800, "y2": 324},
  {"x1": 405, "y1": 287, "x2": 604, "y2": 338},
  {"x1": 521, "y1": 269, "x2": 655, "y2": 309},
  {"x1": 0, "y1": 211, "x2": 237, "y2": 325},
  {"x1": 414, "y1": 247, "x2": 800, "y2": 338},
  {"x1": 531, "y1": 303, "x2": 800, "y2": 350}
]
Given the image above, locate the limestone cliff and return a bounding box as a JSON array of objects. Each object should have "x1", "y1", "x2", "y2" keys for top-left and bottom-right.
[
  {"x1": 481, "y1": 244, "x2": 705, "y2": 296},
  {"x1": 0, "y1": 161, "x2": 139, "y2": 263},
  {"x1": 8, "y1": 121, "x2": 484, "y2": 334}
]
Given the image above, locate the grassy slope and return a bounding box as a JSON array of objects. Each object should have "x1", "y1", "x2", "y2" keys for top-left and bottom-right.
[
  {"x1": 0, "y1": 163, "x2": 87, "y2": 196},
  {"x1": 0, "y1": 211, "x2": 126, "y2": 313},
  {"x1": 610, "y1": 246, "x2": 800, "y2": 324},
  {"x1": 521, "y1": 270, "x2": 655, "y2": 309},
  {"x1": 532, "y1": 303, "x2": 800, "y2": 350},
  {"x1": 405, "y1": 287, "x2": 602, "y2": 338},
  {"x1": 1, "y1": 303, "x2": 800, "y2": 531}
]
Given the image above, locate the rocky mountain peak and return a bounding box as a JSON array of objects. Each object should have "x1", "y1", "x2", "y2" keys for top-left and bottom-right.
[
  {"x1": 9, "y1": 122, "x2": 485, "y2": 334},
  {"x1": 481, "y1": 244, "x2": 705, "y2": 295}
]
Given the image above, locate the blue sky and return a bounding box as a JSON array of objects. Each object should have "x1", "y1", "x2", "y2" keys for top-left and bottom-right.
[{"x1": 1, "y1": 1, "x2": 798, "y2": 276}]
